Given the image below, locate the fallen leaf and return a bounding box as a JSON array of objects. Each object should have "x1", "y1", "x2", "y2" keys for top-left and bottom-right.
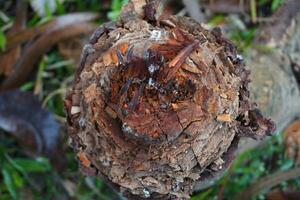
[
  {"x1": 0, "y1": 47, "x2": 20, "y2": 76},
  {"x1": 6, "y1": 12, "x2": 99, "y2": 51},
  {"x1": 1, "y1": 12, "x2": 98, "y2": 91},
  {"x1": 0, "y1": 90, "x2": 65, "y2": 170},
  {"x1": 284, "y1": 120, "x2": 300, "y2": 164},
  {"x1": 0, "y1": 0, "x2": 27, "y2": 76},
  {"x1": 0, "y1": 22, "x2": 97, "y2": 91}
]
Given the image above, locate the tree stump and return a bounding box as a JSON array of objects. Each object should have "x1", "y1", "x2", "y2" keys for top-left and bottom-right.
[{"x1": 65, "y1": 1, "x2": 274, "y2": 199}]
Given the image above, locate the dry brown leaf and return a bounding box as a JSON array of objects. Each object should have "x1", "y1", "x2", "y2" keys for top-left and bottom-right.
[
  {"x1": 0, "y1": 22, "x2": 97, "y2": 91},
  {"x1": 5, "y1": 12, "x2": 99, "y2": 51},
  {"x1": 284, "y1": 120, "x2": 300, "y2": 164},
  {"x1": 0, "y1": 90, "x2": 65, "y2": 170},
  {"x1": 0, "y1": 49, "x2": 21, "y2": 76},
  {"x1": 0, "y1": 0, "x2": 27, "y2": 76}
]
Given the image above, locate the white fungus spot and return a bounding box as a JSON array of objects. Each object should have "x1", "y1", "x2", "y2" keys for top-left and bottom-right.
[
  {"x1": 172, "y1": 181, "x2": 180, "y2": 192},
  {"x1": 115, "y1": 33, "x2": 120, "y2": 40},
  {"x1": 122, "y1": 123, "x2": 133, "y2": 134},
  {"x1": 79, "y1": 117, "x2": 86, "y2": 128},
  {"x1": 148, "y1": 64, "x2": 159, "y2": 74},
  {"x1": 236, "y1": 54, "x2": 244, "y2": 61},
  {"x1": 150, "y1": 30, "x2": 162, "y2": 41},
  {"x1": 143, "y1": 188, "x2": 151, "y2": 198},
  {"x1": 160, "y1": 102, "x2": 169, "y2": 109},
  {"x1": 148, "y1": 78, "x2": 155, "y2": 86}
]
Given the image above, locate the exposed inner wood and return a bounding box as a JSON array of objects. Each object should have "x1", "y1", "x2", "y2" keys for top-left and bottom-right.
[{"x1": 65, "y1": 1, "x2": 275, "y2": 199}]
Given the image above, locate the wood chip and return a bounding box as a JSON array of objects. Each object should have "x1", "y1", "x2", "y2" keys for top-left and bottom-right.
[
  {"x1": 105, "y1": 106, "x2": 117, "y2": 119},
  {"x1": 111, "y1": 42, "x2": 129, "y2": 65},
  {"x1": 77, "y1": 151, "x2": 90, "y2": 167},
  {"x1": 220, "y1": 93, "x2": 228, "y2": 99},
  {"x1": 71, "y1": 106, "x2": 81, "y2": 115},
  {"x1": 171, "y1": 103, "x2": 179, "y2": 109},
  {"x1": 216, "y1": 114, "x2": 232, "y2": 122},
  {"x1": 92, "y1": 62, "x2": 104, "y2": 75},
  {"x1": 181, "y1": 63, "x2": 202, "y2": 74},
  {"x1": 84, "y1": 84, "x2": 97, "y2": 103},
  {"x1": 103, "y1": 52, "x2": 113, "y2": 66}
]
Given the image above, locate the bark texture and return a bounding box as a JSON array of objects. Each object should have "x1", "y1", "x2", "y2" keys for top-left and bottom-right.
[{"x1": 65, "y1": 1, "x2": 274, "y2": 199}]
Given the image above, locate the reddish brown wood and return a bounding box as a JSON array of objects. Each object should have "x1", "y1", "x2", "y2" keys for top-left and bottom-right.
[{"x1": 65, "y1": 1, "x2": 274, "y2": 199}]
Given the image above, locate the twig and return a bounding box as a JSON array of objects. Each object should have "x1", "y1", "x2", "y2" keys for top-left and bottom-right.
[
  {"x1": 42, "y1": 88, "x2": 68, "y2": 107},
  {"x1": 5, "y1": 13, "x2": 99, "y2": 51},
  {"x1": 0, "y1": 23, "x2": 96, "y2": 91},
  {"x1": 234, "y1": 167, "x2": 300, "y2": 200},
  {"x1": 250, "y1": 0, "x2": 257, "y2": 23}
]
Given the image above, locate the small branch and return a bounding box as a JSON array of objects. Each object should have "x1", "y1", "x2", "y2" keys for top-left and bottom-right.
[
  {"x1": 234, "y1": 167, "x2": 300, "y2": 200},
  {"x1": 0, "y1": 23, "x2": 97, "y2": 91}
]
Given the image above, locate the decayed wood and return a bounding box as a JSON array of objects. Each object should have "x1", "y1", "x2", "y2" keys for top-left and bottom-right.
[{"x1": 65, "y1": 0, "x2": 276, "y2": 199}]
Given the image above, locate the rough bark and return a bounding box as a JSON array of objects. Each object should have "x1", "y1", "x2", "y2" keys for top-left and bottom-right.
[{"x1": 64, "y1": 1, "x2": 278, "y2": 199}]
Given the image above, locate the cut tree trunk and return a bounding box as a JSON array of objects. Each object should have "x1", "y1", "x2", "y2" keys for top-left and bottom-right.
[{"x1": 65, "y1": 0, "x2": 300, "y2": 199}]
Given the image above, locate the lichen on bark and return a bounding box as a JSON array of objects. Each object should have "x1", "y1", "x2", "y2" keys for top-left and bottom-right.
[{"x1": 65, "y1": 1, "x2": 275, "y2": 199}]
